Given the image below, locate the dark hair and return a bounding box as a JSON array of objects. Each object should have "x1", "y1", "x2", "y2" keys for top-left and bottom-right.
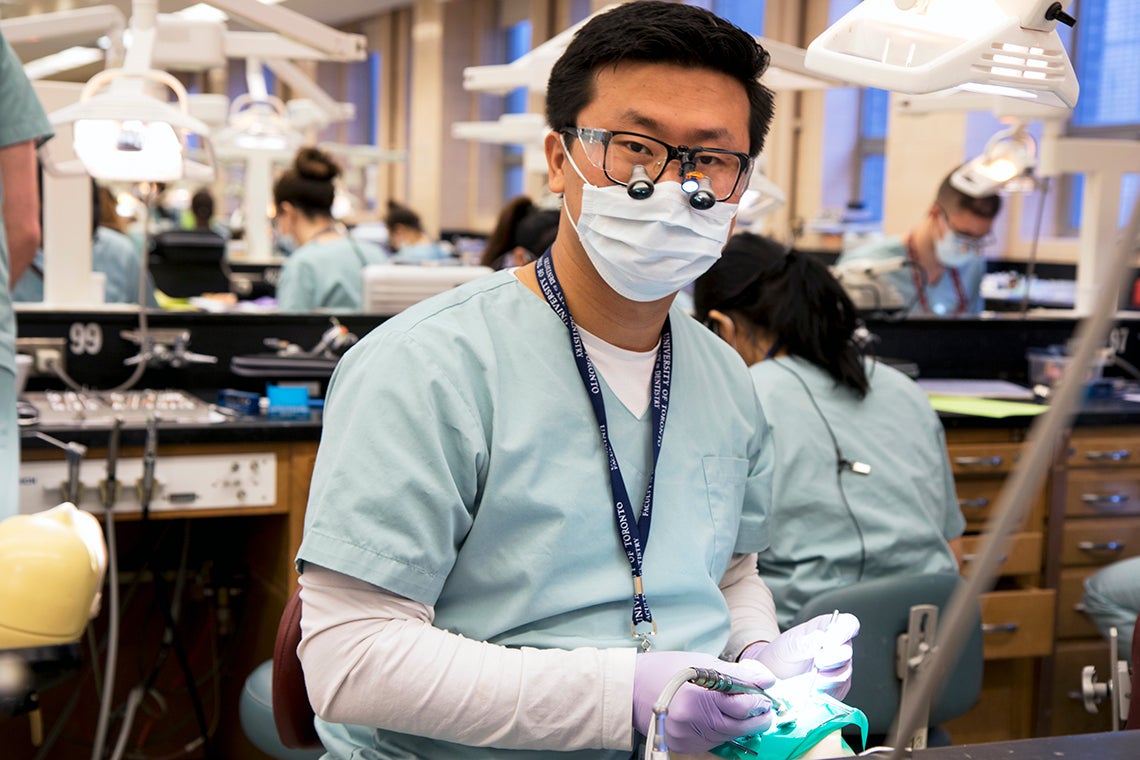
[
  {"x1": 693, "y1": 233, "x2": 869, "y2": 398},
  {"x1": 273, "y1": 146, "x2": 340, "y2": 218},
  {"x1": 191, "y1": 189, "x2": 215, "y2": 225},
  {"x1": 385, "y1": 200, "x2": 423, "y2": 233},
  {"x1": 480, "y1": 195, "x2": 560, "y2": 267},
  {"x1": 936, "y1": 169, "x2": 1003, "y2": 219},
  {"x1": 546, "y1": 1, "x2": 774, "y2": 157}
]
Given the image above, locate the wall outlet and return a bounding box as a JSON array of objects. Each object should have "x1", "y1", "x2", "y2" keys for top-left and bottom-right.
[{"x1": 16, "y1": 337, "x2": 67, "y2": 377}]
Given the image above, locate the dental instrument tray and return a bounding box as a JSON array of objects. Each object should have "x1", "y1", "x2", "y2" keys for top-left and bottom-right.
[{"x1": 23, "y1": 389, "x2": 213, "y2": 427}]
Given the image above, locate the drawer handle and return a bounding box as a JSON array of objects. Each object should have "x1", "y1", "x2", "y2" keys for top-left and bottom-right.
[
  {"x1": 1074, "y1": 603, "x2": 1087, "y2": 613},
  {"x1": 959, "y1": 497, "x2": 991, "y2": 509},
  {"x1": 1077, "y1": 540, "x2": 1125, "y2": 553},
  {"x1": 1085, "y1": 449, "x2": 1132, "y2": 461},
  {"x1": 982, "y1": 623, "x2": 1019, "y2": 634},
  {"x1": 961, "y1": 554, "x2": 1007, "y2": 563},
  {"x1": 1081, "y1": 493, "x2": 1131, "y2": 507},
  {"x1": 954, "y1": 456, "x2": 1003, "y2": 468}
]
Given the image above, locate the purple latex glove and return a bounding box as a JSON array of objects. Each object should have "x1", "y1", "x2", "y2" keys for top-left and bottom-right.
[
  {"x1": 741, "y1": 612, "x2": 860, "y2": 700},
  {"x1": 633, "y1": 651, "x2": 776, "y2": 755}
]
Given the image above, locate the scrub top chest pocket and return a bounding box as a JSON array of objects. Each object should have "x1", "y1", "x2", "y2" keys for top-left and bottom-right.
[{"x1": 701, "y1": 455, "x2": 750, "y2": 577}]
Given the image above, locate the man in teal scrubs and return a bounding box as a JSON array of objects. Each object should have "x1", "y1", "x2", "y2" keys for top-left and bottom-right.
[
  {"x1": 295, "y1": 4, "x2": 859, "y2": 759},
  {"x1": 0, "y1": 30, "x2": 53, "y2": 518},
  {"x1": 835, "y1": 171, "x2": 1002, "y2": 316}
]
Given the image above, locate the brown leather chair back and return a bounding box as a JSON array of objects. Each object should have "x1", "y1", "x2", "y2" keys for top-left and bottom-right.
[{"x1": 273, "y1": 586, "x2": 320, "y2": 749}]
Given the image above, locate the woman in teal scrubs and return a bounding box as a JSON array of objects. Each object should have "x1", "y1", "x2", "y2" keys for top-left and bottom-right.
[
  {"x1": 695, "y1": 233, "x2": 965, "y2": 628},
  {"x1": 274, "y1": 147, "x2": 388, "y2": 312}
]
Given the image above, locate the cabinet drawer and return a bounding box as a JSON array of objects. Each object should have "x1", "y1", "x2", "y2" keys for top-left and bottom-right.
[
  {"x1": 961, "y1": 532, "x2": 1043, "y2": 576},
  {"x1": 955, "y1": 478, "x2": 1045, "y2": 532},
  {"x1": 1067, "y1": 433, "x2": 1140, "y2": 468},
  {"x1": 949, "y1": 443, "x2": 1024, "y2": 475},
  {"x1": 1057, "y1": 567, "x2": 1102, "y2": 639},
  {"x1": 1049, "y1": 639, "x2": 1117, "y2": 736},
  {"x1": 1060, "y1": 518, "x2": 1140, "y2": 566},
  {"x1": 979, "y1": 588, "x2": 1055, "y2": 659},
  {"x1": 1064, "y1": 469, "x2": 1140, "y2": 517}
]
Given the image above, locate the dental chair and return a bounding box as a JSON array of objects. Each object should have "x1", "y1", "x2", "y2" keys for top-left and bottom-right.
[
  {"x1": 239, "y1": 586, "x2": 323, "y2": 760},
  {"x1": 790, "y1": 572, "x2": 984, "y2": 751}
]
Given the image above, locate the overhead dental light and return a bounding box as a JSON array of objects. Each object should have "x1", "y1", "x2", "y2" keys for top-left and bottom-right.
[
  {"x1": 951, "y1": 120, "x2": 1038, "y2": 197},
  {"x1": 805, "y1": 0, "x2": 1080, "y2": 110},
  {"x1": 215, "y1": 93, "x2": 302, "y2": 153},
  {"x1": 43, "y1": 0, "x2": 214, "y2": 183}
]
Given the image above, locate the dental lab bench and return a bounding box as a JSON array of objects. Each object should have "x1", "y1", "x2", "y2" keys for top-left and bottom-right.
[{"x1": 9, "y1": 308, "x2": 1140, "y2": 758}]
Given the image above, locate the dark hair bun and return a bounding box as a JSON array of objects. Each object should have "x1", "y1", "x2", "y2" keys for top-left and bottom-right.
[{"x1": 294, "y1": 147, "x2": 341, "y2": 183}]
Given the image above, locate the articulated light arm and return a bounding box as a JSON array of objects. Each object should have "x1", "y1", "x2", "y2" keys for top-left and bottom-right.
[{"x1": 204, "y1": 0, "x2": 366, "y2": 62}]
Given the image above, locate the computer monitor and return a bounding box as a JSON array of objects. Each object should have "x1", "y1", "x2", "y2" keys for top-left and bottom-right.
[
  {"x1": 149, "y1": 230, "x2": 230, "y2": 298},
  {"x1": 362, "y1": 264, "x2": 494, "y2": 315}
]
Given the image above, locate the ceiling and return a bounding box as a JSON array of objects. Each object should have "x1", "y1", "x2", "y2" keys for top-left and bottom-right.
[{"x1": 0, "y1": 0, "x2": 412, "y2": 29}]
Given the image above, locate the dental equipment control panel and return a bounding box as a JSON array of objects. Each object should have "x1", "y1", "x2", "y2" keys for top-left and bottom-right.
[
  {"x1": 23, "y1": 389, "x2": 214, "y2": 426},
  {"x1": 18, "y1": 451, "x2": 277, "y2": 514}
]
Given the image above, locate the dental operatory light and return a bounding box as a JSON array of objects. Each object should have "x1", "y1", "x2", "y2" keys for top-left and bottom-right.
[
  {"x1": 44, "y1": 0, "x2": 214, "y2": 183},
  {"x1": 48, "y1": 67, "x2": 214, "y2": 182},
  {"x1": 215, "y1": 94, "x2": 301, "y2": 152},
  {"x1": 952, "y1": 120, "x2": 1038, "y2": 197},
  {"x1": 805, "y1": 0, "x2": 1080, "y2": 110}
]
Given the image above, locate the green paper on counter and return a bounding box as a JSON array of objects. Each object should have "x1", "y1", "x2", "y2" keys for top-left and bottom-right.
[{"x1": 927, "y1": 395, "x2": 1049, "y2": 418}]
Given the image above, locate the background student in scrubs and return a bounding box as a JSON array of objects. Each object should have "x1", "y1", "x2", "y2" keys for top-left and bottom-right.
[
  {"x1": 0, "y1": 29, "x2": 52, "y2": 518},
  {"x1": 274, "y1": 147, "x2": 388, "y2": 312},
  {"x1": 1083, "y1": 556, "x2": 1140, "y2": 662},
  {"x1": 294, "y1": 4, "x2": 858, "y2": 759},
  {"x1": 695, "y1": 233, "x2": 965, "y2": 628},
  {"x1": 835, "y1": 170, "x2": 1002, "y2": 316}
]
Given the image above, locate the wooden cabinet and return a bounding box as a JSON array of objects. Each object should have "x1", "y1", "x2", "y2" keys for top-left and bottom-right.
[
  {"x1": 1044, "y1": 428, "x2": 1140, "y2": 736},
  {"x1": 941, "y1": 429, "x2": 1054, "y2": 746},
  {"x1": 5, "y1": 439, "x2": 321, "y2": 760}
]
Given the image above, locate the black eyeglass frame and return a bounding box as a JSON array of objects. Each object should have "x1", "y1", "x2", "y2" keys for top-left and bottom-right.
[{"x1": 559, "y1": 127, "x2": 754, "y2": 203}]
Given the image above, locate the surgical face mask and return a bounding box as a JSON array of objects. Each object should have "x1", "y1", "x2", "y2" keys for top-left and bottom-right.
[
  {"x1": 564, "y1": 143, "x2": 737, "y2": 302},
  {"x1": 934, "y1": 230, "x2": 983, "y2": 269}
]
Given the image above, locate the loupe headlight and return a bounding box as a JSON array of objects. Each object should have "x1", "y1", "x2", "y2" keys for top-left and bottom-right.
[
  {"x1": 627, "y1": 164, "x2": 654, "y2": 200},
  {"x1": 684, "y1": 172, "x2": 716, "y2": 210}
]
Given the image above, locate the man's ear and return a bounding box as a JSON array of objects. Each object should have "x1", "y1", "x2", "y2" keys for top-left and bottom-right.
[
  {"x1": 707, "y1": 309, "x2": 736, "y2": 342},
  {"x1": 545, "y1": 130, "x2": 567, "y2": 195}
]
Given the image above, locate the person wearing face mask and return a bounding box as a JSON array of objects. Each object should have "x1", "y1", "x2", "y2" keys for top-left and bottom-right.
[
  {"x1": 273, "y1": 147, "x2": 388, "y2": 312},
  {"x1": 385, "y1": 200, "x2": 454, "y2": 263},
  {"x1": 694, "y1": 232, "x2": 965, "y2": 631},
  {"x1": 835, "y1": 170, "x2": 1002, "y2": 316},
  {"x1": 293, "y1": 4, "x2": 859, "y2": 760}
]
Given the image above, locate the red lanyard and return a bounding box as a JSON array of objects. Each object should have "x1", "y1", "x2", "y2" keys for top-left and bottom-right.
[{"x1": 907, "y1": 237, "x2": 967, "y2": 315}]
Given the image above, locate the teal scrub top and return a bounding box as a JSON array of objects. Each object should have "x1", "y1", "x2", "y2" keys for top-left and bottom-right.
[
  {"x1": 1083, "y1": 556, "x2": 1140, "y2": 662},
  {"x1": 751, "y1": 357, "x2": 964, "y2": 629},
  {"x1": 0, "y1": 33, "x2": 52, "y2": 372},
  {"x1": 276, "y1": 236, "x2": 388, "y2": 312},
  {"x1": 836, "y1": 236, "x2": 987, "y2": 316},
  {"x1": 13, "y1": 227, "x2": 158, "y2": 307},
  {"x1": 0, "y1": 32, "x2": 52, "y2": 518},
  {"x1": 297, "y1": 270, "x2": 774, "y2": 759}
]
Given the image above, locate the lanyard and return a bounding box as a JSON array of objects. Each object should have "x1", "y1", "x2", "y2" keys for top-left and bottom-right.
[
  {"x1": 534, "y1": 253, "x2": 672, "y2": 651},
  {"x1": 907, "y1": 238, "x2": 967, "y2": 316}
]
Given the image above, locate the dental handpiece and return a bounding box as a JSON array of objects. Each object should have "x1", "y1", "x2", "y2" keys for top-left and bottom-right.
[{"x1": 688, "y1": 668, "x2": 790, "y2": 715}]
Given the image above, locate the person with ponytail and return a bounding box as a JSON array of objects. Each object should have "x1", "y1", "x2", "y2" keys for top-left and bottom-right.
[
  {"x1": 694, "y1": 232, "x2": 965, "y2": 628},
  {"x1": 274, "y1": 147, "x2": 388, "y2": 312}
]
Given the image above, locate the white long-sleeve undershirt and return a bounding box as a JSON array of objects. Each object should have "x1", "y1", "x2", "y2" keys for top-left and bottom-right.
[{"x1": 296, "y1": 553, "x2": 779, "y2": 752}]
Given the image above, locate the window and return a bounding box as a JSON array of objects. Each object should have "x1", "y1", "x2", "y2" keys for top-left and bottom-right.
[
  {"x1": 1058, "y1": 0, "x2": 1140, "y2": 236},
  {"x1": 501, "y1": 19, "x2": 532, "y2": 203},
  {"x1": 821, "y1": 0, "x2": 888, "y2": 226}
]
